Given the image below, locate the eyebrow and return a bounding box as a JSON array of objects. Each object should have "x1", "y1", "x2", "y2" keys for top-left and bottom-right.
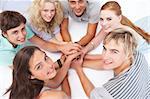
[
  {"x1": 111, "y1": 49, "x2": 119, "y2": 52},
  {"x1": 103, "y1": 45, "x2": 119, "y2": 52},
  {"x1": 33, "y1": 52, "x2": 46, "y2": 69}
]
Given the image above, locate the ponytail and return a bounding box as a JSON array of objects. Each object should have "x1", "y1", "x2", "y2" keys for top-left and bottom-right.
[{"x1": 121, "y1": 15, "x2": 150, "y2": 43}]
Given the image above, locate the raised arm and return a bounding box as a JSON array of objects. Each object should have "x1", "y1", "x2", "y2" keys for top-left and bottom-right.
[
  {"x1": 29, "y1": 35, "x2": 81, "y2": 55},
  {"x1": 60, "y1": 18, "x2": 72, "y2": 42},
  {"x1": 82, "y1": 28, "x2": 108, "y2": 54},
  {"x1": 71, "y1": 56, "x2": 95, "y2": 97},
  {"x1": 46, "y1": 52, "x2": 82, "y2": 88},
  {"x1": 76, "y1": 23, "x2": 98, "y2": 46}
]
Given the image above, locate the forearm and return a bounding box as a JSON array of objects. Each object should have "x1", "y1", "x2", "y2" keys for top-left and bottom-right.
[
  {"x1": 83, "y1": 59, "x2": 104, "y2": 70},
  {"x1": 76, "y1": 68, "x2": 95, "y2": 97},
  {"x1": 60, "y1": 18, "x2": 72, "y2": 42},
  {"x1": 29, "y1": 35, "x2": 60, "y2": 52},
  {"x1": 77, "y1": 23, "x2": 97, "y2": 46},
  {"x1": 62, "y1": 77, "x2": 71, "y2": 97},
  {"x1": 84, "y1": 54, "x2": 103, "y2": 60},
  {"x1": 47, "y1": 59, "x2": 71, "y2": 88},
  {"x1": 61, "y1": 31, "x2": 72, "y2": 42},
  {"x1": 83, "y1": 29, "x2": 107, "y2": 53},
  {"x1": 77, "y1": 33, "x2": 95, "y2": 46}
]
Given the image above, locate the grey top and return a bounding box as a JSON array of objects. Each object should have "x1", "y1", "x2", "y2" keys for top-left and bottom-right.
[
  {"x1": 61, "y1": 0, "x2": 101, "y2": 23},
  {"x1": 27, "y1": 24, "x2": 60, "y2": 41}
]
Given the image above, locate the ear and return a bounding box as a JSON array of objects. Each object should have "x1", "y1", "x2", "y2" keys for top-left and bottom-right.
[
  {"x1": 118, "y1": 15, "x2": 122, "y2": 22},
  {"x1": 2, "y1": 31, "x2": 8, "y2": 38}
]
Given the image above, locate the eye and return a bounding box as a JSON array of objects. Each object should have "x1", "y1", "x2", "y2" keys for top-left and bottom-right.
[
  {"x1": 36, "y1": 65, "x2": 42, "y2": 70},
  {"x1": 21, "y1": 27, "x2": 25, "y2": 32},
  {"x1": 112, "y1": 50, "x2": 119, "y2": 54},
  {"x1": 43, "y1": 9, "x2": 49, "y2": 12},
  {"x1": 51, "y1": 9, "x2": 55, "y2": 12},
  {"x1": 107, "y1": 18, "x2": 112, "y2": 21},
  {"x1": 79, "y1": 0, "x2": 84, "y2": 4},
  {"x1": 12, "y1": 31, "x2": 18, "y2": 35},
  {"x1": 69, "y1": 1, "x2": 76, "y2": 5},
  {"x1": 100, "y1": 18, "x2": 103, "y2": 21}
]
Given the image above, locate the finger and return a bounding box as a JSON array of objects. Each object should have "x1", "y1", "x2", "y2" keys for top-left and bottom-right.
[
  {"x1": 72, "y1": 43, "x2": 82, "y2": 49},
  {"x1": 69, "y1": 46, "x2": 82, "y2": 52}
]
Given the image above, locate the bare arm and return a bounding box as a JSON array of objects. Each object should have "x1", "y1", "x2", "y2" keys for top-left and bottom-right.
[
  {"x1": 84, "y1": 54, "x2": 103, "y2": 60},
  {"x1": 77, "y1": 23, "x2": 98, "y2": 46},
  {"x1": 76, "y1": 69, "x2": 95, "y2": 97},
  {"x1": 29, "y1": 35, "x2": 81, "y2": 55},
  {"x1": 61, "y1": 76, "x2": 71, "y2": 97},
  {"x1": 83, "y1": 59, "x2": 105, "y2": 70},
  {"x1": 46, "y1": 52, "x2": 82, "y2": 88},
  {"x1": 71, "y1": 56, "x2": 95, "y2": 97},
  {"x1": 60, "y1": 18, "x2": 72, "y2": 42},
  {"x1": 82, "y1": 28, "x2": 108, "y2": 54}
]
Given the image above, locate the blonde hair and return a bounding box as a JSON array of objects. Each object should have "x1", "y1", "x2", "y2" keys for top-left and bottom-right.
[
  {"x1": 104, "y1": 28, "x2": 137, "y2": 62},
  {"x1": 101, "y1": 1, "x2": 150, "y2": 43},
  {"x1": 28, "y1": 0, "x2": 63, "y2": 34}
]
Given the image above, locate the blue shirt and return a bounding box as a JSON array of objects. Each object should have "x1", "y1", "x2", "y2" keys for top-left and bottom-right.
[{"x1": 0, "y1": 26, "x2": 34, "y2": 67}]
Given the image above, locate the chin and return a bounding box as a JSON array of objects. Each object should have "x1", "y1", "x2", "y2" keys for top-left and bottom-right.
[{"x1": 49, "y1": 71, "x2": 57, "y2": 79}]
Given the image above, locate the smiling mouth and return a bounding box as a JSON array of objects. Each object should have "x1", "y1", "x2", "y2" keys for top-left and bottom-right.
[
  {"x1": 19, "y1": 38, "x2": 25, "y2": 42},
  {"x1": 104, "y1": 60, "x2": 112, "y2": 65}
]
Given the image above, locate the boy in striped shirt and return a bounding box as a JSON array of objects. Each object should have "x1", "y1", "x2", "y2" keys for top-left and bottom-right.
[{"x1": 71, "y1": 28, "x2": 150, "y2": 99}]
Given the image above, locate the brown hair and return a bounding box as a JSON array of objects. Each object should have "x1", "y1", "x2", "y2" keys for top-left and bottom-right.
[
  {"x1": 0, "y1": 11, "x2": 26, "y2": 33},
  {"x1": 5, "y1": 46, "x2": 44, "y2": 99},
  {"x1": 101, "y1": 1, "x2": 150, "y2": 43}
]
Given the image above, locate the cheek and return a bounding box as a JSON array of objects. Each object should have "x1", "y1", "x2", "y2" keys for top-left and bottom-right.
[
  {"x1": 23, "y1": 31, "x2": 27, "y2": 36},
  {"x1": 41, "y1": 12, "x2": 46, "y2": 18},
  {"x1": 36, "y1": 71, "x2": 47, "y2": 80}
]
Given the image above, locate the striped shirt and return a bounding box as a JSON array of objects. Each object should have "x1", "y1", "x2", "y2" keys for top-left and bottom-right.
[{"x1": 91, "y1": 51, "x2": 150, "y2": 99}]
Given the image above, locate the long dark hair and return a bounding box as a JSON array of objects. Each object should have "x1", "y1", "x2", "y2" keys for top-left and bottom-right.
[{"x1": 5, "y1": 46, "x2": 44, "y2": 99}]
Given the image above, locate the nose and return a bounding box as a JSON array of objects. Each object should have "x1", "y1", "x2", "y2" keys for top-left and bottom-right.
[
  {"x1": 18, "y1": 31, "x2": 25, "y2": 38},
  {"x1": 75, "y1": 3, "x2": 80, "y2": 9},
  {"x1": 102, "y1": 51, "x2": 112, "y2": 62},
  {"x1": 101, "y1": 20, "x2": 108, "y2": 27},
  {"x1": 47, "y1": 11, "x2": 52, "y2": 17},
  {"x1": 44, "y1": 61, "x2": 53, "y2": 69}
]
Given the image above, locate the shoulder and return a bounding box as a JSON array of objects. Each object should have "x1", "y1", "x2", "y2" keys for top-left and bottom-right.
[
  {"x1": 87, "y1": 1, "x2": 101, "y2": 13},
  {"x1": 39, "y1": 90, "x2": 68, "y2": 99},
  {"x1": 60, "y1": 1, "x2": 69, "y2": 10}
]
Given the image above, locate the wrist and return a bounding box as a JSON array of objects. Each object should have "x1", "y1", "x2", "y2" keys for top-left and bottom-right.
[
  {"x1": 76, "y1": 68, "x2": 83, "y2": 75},
  {"x1": 57, "y1": 59, "x2": 63, "y2": 68}
]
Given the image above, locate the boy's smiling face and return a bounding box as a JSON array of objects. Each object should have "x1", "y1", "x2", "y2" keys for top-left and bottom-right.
[{"x1": 3, "y1": 23, "x2": 27, "y2": 47}]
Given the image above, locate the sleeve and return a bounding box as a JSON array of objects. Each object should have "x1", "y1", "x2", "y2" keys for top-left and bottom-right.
[
  {"x1": 88, "y1": 2, "x2": 101, "y2": 23},
  {"x1": 0, "y1": 51, "x2": 15, "y2": 67},
  {"x1": 25, "y1": 24, "x2": 35, "y2": 39},
  {"x1": 53, "y1": 25, "x2": 60, "y2": 35},
  {"x1": 90, "y1": 87, "x2": 114, "y2": 99}
]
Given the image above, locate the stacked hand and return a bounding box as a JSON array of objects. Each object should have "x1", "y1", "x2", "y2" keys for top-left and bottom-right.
[{"x1": 60, "y1": 42, "x2": 82, "y2": 55}]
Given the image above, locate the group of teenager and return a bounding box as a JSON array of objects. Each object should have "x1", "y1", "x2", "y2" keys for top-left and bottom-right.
[{"x1": 0, "y1": 0, "x2": 149, "y2": 99}]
